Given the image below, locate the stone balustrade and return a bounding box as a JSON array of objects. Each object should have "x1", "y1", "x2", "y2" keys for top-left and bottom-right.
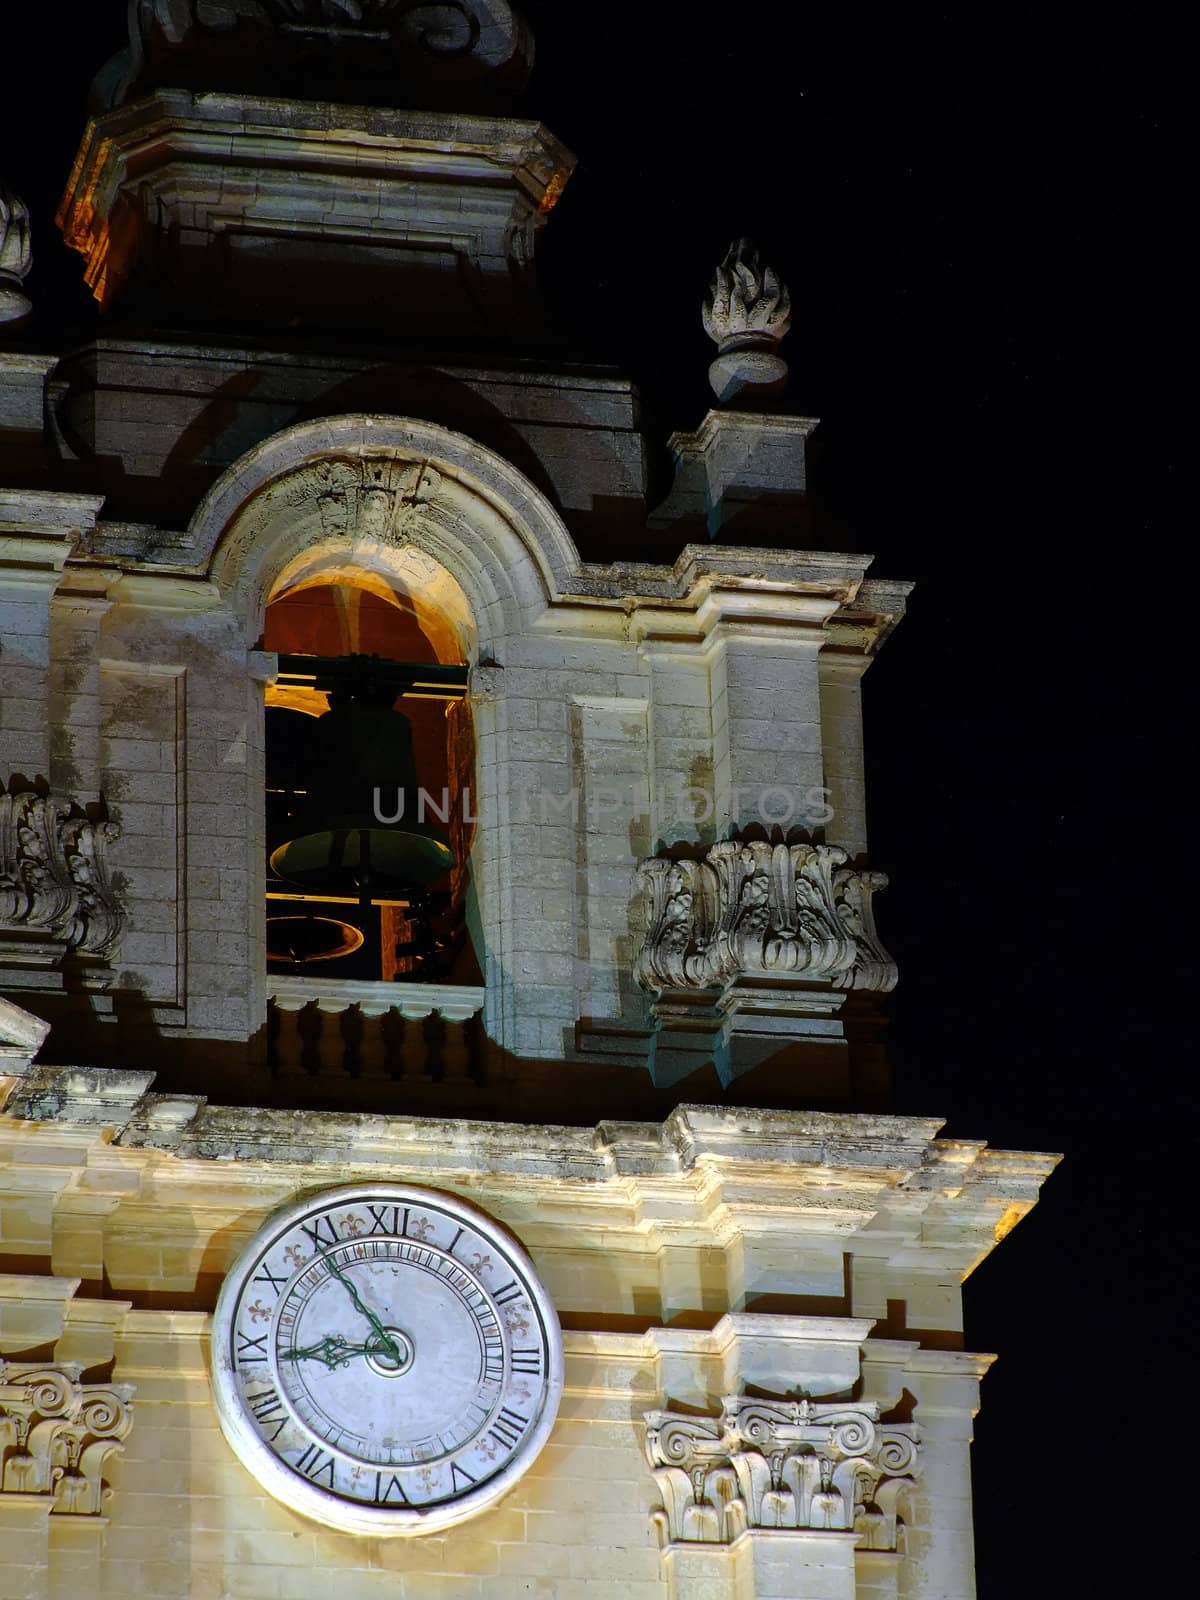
[{"x1": 267, "y1": 976, "x2": 485, "y2": 1083}]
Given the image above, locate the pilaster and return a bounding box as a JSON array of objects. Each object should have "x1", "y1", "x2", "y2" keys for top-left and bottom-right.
[
  {"x1": 0, "y1": 492, "x2": 103, "y2": 782},
  {"x1": 895, "y1": 1351, "x2": 996, "y2": 1600}
]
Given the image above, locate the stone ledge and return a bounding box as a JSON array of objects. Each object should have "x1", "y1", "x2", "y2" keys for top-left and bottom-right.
[{"x1": 0, "y1": 1064, "x2": 1060, "y2": 1193}]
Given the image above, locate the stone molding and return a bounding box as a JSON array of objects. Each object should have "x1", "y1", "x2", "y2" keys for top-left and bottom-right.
[
  {"x1": 0, "y1": 1071, "x2": 1057, "y2": 1283},
  {"x1": 59, "y1": 92, "x2": 571, "y2": 315},
  {"x1": 0, "y1": 1362, "x2": 133, "y2": 1516},
  {"x1": 0, "y1": 787, "x2": 124, "y2": 962},
  {"x1": 643, "y1": 1397, "x2": 917, "y2": 1551},
  {"x1": 268, "y1": 975, "x2": 484, "y2": 1022},
  {"x1": 635, "y1": 841, "x2": 897, "y2": 996}
]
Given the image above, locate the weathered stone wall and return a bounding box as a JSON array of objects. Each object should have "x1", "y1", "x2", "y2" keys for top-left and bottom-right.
[
  {"x1": 4, "y1": 421, "x2": 906, "y2": 1084},
  {"x1": 0, "y1": 1077, "x2": 1055, "y2": 1600}
]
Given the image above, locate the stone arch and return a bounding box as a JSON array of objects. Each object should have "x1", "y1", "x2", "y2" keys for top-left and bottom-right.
[
  {"x1": 194, "y1": 414, "x2": 583, "y2": 650},
  {"x1": 186, "y1": 416, "x2": 584, "y2": 1039}
]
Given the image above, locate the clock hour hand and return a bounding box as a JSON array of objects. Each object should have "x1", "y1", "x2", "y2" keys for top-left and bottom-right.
[
  {"x1": 315, "y1": 1243, "x2": 402, "y2": 1365},
  {"x1": 279, "y1": 1332, "x2": 372, "y2": 1370}
]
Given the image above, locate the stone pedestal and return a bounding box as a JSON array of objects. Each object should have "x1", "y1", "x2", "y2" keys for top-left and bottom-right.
[
  {"x1": 651, "y1": 411, "x2": 818, "y2": 539},
  {"x1": 58, "y1": 91, "x2": 574, "y2": 343}
]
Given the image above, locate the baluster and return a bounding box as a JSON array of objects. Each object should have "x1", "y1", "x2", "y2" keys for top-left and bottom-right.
[
  {"x1": 314, "y1": 999, "x2": 351, "y2": 1077},
  {"x1": 398, "y1": 1002, "x2": 434, "y2": 1078},
  {"x1": 440, "y1": 1003, "x2": 478, "y2": 1086},
  {"x1": 270, "y1": 996, "x2": 307, "y2": 1079},
  {"x1": 380, "y1": 1007, "x2": 405, "y2": 1078},
  {"x1": 356, "y1": 998, "x2": 392, "y2": 1078}
]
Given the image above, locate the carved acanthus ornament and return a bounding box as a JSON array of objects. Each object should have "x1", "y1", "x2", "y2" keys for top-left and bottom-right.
[
  {"x1": 635, "y1": 841, "x2": 897, "y2": 995},
  {"x1": 0, "y1": 1363, "x2": 134, "y2": 1516},
  {"x1": 0, "y1": 786, "x2": 124, "y2": 960},
  {"x1": 643, "y1": 1398, "x2": 917, "y2": 1550}
]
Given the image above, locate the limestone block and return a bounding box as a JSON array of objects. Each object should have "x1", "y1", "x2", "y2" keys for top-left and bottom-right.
[{"x1": 0, "y1": 355, "x2": 55, "y2": 433}]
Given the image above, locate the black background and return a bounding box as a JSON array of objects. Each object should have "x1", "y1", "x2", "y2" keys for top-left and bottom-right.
[{"x1": 1, "y1": 6, "x2": 1191, "y2": 1595}]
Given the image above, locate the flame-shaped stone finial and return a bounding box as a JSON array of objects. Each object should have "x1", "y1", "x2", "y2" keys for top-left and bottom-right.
[
  {"x1": 702, "y1": 238, "x2": 791, "y2": 407},
  {"x1": 0, "y1": 182, "x2": 33, "y2": 323}
]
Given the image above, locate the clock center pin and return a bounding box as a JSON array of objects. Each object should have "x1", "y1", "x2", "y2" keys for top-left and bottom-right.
[{"x1": 364, "y1": 1325, "x2": 414, "y2": 1378}]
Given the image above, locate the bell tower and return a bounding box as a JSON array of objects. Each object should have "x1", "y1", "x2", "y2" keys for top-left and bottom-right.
[{"x1": 0, "y1": 6, "x2": 1057, "y2": 1598}]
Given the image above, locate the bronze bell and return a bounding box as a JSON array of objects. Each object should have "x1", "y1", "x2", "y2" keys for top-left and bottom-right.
[
  {"x1": 265, "y1": 914, "x2": 364, "y2": 965},
  {"x1": 268, "y1": 676, "x2": 455, "y2": 909}
]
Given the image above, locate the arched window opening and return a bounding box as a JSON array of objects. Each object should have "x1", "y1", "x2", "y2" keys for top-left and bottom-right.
[{"x1": 262, "y1": 576, "x2": 478, "y2": 987}]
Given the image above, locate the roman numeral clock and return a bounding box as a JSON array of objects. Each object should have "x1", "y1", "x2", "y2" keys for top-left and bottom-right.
[{"x1": 211, "y1": 1186, "x2": 562, "y2": 1533}]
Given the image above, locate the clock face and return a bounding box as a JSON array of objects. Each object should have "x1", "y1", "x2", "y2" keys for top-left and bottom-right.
[{"x1": 211, "y1": 1184, "x2": 562, "y2": 1534}]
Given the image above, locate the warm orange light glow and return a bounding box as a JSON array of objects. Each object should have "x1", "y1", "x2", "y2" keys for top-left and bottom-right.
[
  {"x1": 266, "y1": 891, "x2": 411, "y2": 909},
  {"x1": 539, "y1": 170, "x2": 568, "y2": 214}
]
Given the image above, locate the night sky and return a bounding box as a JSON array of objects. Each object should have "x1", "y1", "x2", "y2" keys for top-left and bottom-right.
[{"x1": 2, "y1": 6, "x2": 1189, "y2": 1596}]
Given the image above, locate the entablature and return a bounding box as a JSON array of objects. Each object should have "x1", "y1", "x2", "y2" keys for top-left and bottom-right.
[{"x1": 1, "y1": 1071, "x2": 1058, "y2": 1335}]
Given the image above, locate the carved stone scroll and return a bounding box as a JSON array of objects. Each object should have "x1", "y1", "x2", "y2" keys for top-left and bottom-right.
[
  {"x1": 0, "y1": 1362, "x2": 134, "y2": 1516},
  {"x1": 95, "y1": 1, "x2": 534, "y2": 110},
  {"x1": 643, "y1": 1396, "x2": 917, "y2": 1551},
  {"x1": 0, "y1": 786, "x2": 124, "y2": 960},
  {"x1": 635, "y1": 841, "x2": 897, "y2": 995}
]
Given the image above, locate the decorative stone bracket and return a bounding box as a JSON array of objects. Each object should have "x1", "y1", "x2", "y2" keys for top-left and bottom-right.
[
  {"x1": 0, "y1": 1362, "x2": 134, "y2": 1516},
  {"x1": 643, "y1": 1397, "x2": 918, "y2": 1551},
  {"x1": 0, "y1": 786, "x2": 123, "y2": 962},
  {"x1": 635, "y1": 841, "x2": 897, "y2": 996}
]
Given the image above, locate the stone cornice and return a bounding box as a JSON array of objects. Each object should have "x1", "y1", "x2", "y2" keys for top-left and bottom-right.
[
  {"x1": 0, "y1": 490, "x2": 106, "y2": 535},
  {"x1": 5, "y1": 1070, "x2": 946, "y2": 1173},
  {"x1": 0, "y1": 1069, "x2": 1058, "y2": 1287}
]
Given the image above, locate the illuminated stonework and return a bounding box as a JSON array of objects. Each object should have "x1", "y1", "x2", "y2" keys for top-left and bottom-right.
[
  {"x1": 0, "y1": 787, "x2": 123, "y2": 964},
  {"x1": 644, "y1": 1397, "x2": 918, "y2": 1550},
  {"x1": 636, "y1": 841, "x2": 897, "y2": 995},
  {"x1": 0, "y1": 1363, "x2": 133, "y2": 1516},
  {"x1": 0, "y1": 11, "x2": 1061, "y2": 1597},
  {"x1": 703, "y1": 238, "x2": 792, "y2": 405}
]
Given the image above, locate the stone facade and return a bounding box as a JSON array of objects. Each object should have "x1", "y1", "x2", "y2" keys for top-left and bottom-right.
[
  {"x1": 0, "y1": 1076, "x2": 1054, "y2": 1599},
  {"x1": 0, "y1": 6, "x2": 1057, "y2": 1595}
]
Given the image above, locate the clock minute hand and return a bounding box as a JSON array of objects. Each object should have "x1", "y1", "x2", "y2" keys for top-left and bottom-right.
[{"x1": 316, "y1": 1242, "x2": 401, "y2": 1364}]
